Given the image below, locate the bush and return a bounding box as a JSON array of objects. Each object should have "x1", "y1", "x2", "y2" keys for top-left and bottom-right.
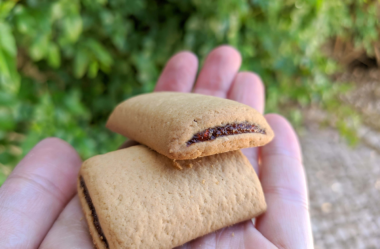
[{"x1": 0, "y1": 0, "x2": 378, "y2": 183}]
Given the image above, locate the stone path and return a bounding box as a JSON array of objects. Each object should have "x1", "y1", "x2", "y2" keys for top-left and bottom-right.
[{"x1": 301, "y1": 127, "x2": 380, "y2": 248}]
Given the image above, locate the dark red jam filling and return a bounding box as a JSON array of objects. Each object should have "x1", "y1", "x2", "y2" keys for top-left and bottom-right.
[
  {"x1": 80, "y1": 176, "x2": 109, "y2": 249},
  {"x1": 187, "y1": 122, "x2": 266, "y2": 146}
]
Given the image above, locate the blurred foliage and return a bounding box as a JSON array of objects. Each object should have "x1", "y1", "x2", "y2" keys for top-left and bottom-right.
[{"x1": 0, "y1": 0, "x2": 378, "y2": 183}]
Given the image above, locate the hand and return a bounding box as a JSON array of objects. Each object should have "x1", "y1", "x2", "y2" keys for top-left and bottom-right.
[{"x1": 0, "y1": 46, "x2": 313, "y2": 249}]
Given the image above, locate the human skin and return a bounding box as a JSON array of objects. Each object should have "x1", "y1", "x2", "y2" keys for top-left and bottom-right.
[{"x1": 0, "y1": 45, "x2": 313, "y2": 249}]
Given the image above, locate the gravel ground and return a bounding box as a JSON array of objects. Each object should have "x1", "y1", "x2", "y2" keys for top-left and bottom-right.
[
  {"x1": 302, "y1": 124, "x2": 380, "y2": 248},
  {"x1": 298, "y1": 62, "x2": 380, "y2": 248}
]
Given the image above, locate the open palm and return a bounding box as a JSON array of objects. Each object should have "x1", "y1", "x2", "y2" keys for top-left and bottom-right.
[{"x1": 0, "y1": 46, "x2": 313, "y2": 249}]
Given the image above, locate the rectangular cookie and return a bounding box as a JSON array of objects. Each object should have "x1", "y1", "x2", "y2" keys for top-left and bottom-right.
[
  {"x1": 78, "y1": 145, "x2": 266, "y2": 249},
  {"x1": 106, "y1": 92, "x2": 274, "y2": 160}
]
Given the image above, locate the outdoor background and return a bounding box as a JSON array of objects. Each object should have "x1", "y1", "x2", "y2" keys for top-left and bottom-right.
[{"x1": 1, "y1": 0, "x2": 380, "y2": 248}]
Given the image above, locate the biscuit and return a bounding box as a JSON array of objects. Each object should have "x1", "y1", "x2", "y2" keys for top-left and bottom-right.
[
  {"x1": 78, "y1": 145, "x2": 266, "y2": 249},
  {"x1": 106, "y1": 92, "x2": 274, "y2": 160}
]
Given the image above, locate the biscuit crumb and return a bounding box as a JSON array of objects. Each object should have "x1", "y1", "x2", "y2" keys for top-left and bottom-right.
[
  {"x1": 188, "y1": 163, "x2": 193, "y2": 168},
  {"x1": 172, "y1": 160, "x2": 183, "y2": 170},
  {"x1": 215, "y1": 180, "x2": 219, "y2": 185},
  {"x1": 211, "y1": 164, "x2": 214, "y2": 168},
  {"x1": 202, "y1": 179, "x2": 205, "y2": 184},
  {"x1": 231, "y1": 232, "x2": 235, "y2": 237}
]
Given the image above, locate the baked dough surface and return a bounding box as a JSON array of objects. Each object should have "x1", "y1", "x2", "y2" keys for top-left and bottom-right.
[
  {"x1": 106, "y1": 92, "x2": 274, "y2": 160},
  {"x1": 78, "y1": 145, "x2": 266, "y2": 249}
]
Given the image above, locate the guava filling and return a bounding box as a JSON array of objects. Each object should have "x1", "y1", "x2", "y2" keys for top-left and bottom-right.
[{"x1": 80, "y1": 176, "x2": 109, "y2": 249}]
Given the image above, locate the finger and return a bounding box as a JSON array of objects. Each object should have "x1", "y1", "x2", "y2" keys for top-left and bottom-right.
[
  {"x1": 227, "y1": 71, "x2": 265, "y2": 170},
  {"x1": 227, "y1": 72, "x2": 265, "y2": 114},
  {"x1": 256, "y1": 114, "x2": 313, "y2": 248},
  {"x1": 40, "y1": 195, "x2": 93, "y2": 249},
  {"x1": 0, "y1": 138, "x2": 82, "y2": 248},
  {"x1": 155, "y1": 51, "x2": 198, "y2": 92},
  {"x1": 179, "y1": 221, "x2": 275, "y2": 249},
  {"x1": 193, "y1": 45, "x2": 241, "y2": 98}
]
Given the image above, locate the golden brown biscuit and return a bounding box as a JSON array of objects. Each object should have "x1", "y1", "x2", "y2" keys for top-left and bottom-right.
[
  {"x1": 78, "y1": 145, "x2": 266, "y2": 249},
  {"x1": 106, "y1": 92, "x2": 274, "y2": 160}
]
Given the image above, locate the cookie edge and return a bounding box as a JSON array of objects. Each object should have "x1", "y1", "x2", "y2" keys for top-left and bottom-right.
[{"x1": 77, "y1": 176, "x2": 108, "y2": 249}]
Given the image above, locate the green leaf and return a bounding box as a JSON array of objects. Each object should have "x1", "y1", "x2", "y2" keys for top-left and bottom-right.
[
  {"x1": 88, "y1": 60, "x2": 98, "y2": 78},
  {"x1": 47, "y1": 44, "x2": 61, "y2": 68},
  {"x1": 0, "y1": 48, "x2": 9, "y2": 77},
  {"x1": 64, "y1": 90, "x2": 89, "y2": 117},
  {"x1": 96, "y1": 0, "x2": 107, "y2": 5},
  {"x1": 15, "y1": 9, "x2": 34, "y2": 34},
  {"x1": 0, "y1": 1, "x2": 16, "y2": 20},
  {"x1": 0, "y1": 22, "x2": 16, "y2": 56},
  {"x1": 29, "y1": 36, "x2": 50, "y2": 61},
  {"x1": 63, "y1": 15, "x2": 83, "y2": 43},
  {"x1": 51, "y1": 2, "x2": 64, "y2": 21},
  {"x1": 85, "y1": 39, "x2": 113, "y2": 68},
  {"x1": 0, "y1": 92, "x2": 16, "y2": 106},
  {"x1": 0, "y1": 108, "x2": 15, "y2": 130},
  {"x1": 0, "y1": 47, "x2": 19, "y2": 94},
  {"x1": 73, "y1": 48, "x2": 89, "y2": 78}
]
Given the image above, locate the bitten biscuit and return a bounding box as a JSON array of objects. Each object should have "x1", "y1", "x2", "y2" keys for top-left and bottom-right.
[
  {"x1": 106, "y1": 92, "x2": 274, "y2": 160},
  {"x1": 78, "y1": 145, "x2": 266, "y2": 249}
]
